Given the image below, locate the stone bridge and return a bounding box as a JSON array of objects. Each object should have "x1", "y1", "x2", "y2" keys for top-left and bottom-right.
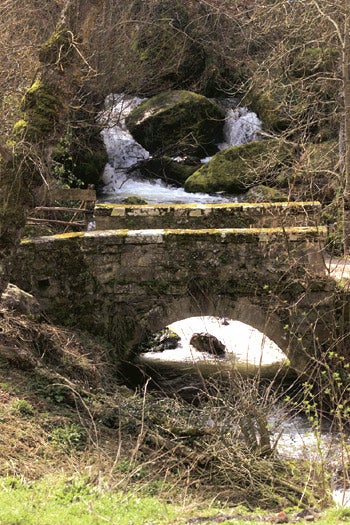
[{"x1": 11, "y1": 201, "x2": 345, "y2": 373}]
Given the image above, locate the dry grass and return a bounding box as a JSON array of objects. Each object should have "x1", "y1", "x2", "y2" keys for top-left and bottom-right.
[{"x1": 0, "y1": 307, "x2": 123, "y2": 479}]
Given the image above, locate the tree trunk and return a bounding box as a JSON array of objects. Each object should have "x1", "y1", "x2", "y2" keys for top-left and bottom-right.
[{"x1": 343, "y1": 5, "x2": 350, "y2": 253}]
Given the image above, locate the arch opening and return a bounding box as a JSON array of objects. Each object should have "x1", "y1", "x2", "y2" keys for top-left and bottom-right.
[
  {"x1": 122, "y1": 315, "x2": 294, "y2": 399},
  {"x1": 125, "y1": 295, "x2": 291, "y2": 366}
]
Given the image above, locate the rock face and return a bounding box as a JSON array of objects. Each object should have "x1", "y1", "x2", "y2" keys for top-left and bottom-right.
[
  {"x1": 0, "y1": 284, "x2": 42, "y2": 319},
  {"x1": 190, "y1": 333, "x2": 226, "y2": 357},
  {"x1": 141, "y1": 328, "x2": 181, "y2": 353},
  {"x1": 125, "y1": 90, "x2": 224, "y2": 157},
  {"x1": 184, "y1": 139, "x2": 294, "y2": 194}
]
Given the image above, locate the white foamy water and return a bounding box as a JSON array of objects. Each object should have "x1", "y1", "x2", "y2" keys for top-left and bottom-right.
[
  {"x1": 99, "y1": 164, "x2": 230, "y2": 204},
  {"x1": 166, "y1": 316, "x2": 286, "y2": 366},
  {"x1": 138, "y1": 316, "x2": 289, "y2": 380},
  {"x1": 99, "y1": 94, "x2": 261, "y2": 204},
  {"x1": 219, "y1": 107, "x2": 262, "y2": 149},
  {"x1": 138, "y1": 316, "x2": 350, "y2": 506},
  {"x1": 271, "y1": 410, "x2": 350, "y2": 507}
]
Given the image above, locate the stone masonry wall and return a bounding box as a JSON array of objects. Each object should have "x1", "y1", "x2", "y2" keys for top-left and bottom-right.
[{"x1": 10, "y1": 225, "x2": 335, "y2": 372}]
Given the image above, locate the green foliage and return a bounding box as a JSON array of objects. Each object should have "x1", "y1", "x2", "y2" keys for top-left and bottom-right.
[
  {"x1": 29, "y1": 380, "x2": 69, "y2": 404},
  {"x1": 51, "y1": 124, "x2": 107, "y2": 188},
  {"x1": 0, "y1": 475, "x2": 177, "y2": 525},
  {"x1": 51, "y1": 127, "x2": 84, "y2": 188},
  {"x1": 10, "y1": 399, "x2": 34, "y2": 417},
  {"x1": 54, "y1": 477, "x2": 97, "y2": 503},
  {"x1": 50, "y1": 424, "x2": 87, "y2": 451}
]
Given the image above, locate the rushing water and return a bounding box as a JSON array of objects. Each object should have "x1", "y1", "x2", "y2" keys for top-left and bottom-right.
[
  {"x1": 138, "y1": 316, "x2": 289, "y2": 378},
  {"x1": 99, "y1": 94, "x2": 261, "y2": 204}
]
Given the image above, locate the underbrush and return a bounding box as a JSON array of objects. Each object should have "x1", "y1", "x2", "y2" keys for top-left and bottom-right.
[{"x1": 0, "y1": 309, "x2": 349, "y2": 523}]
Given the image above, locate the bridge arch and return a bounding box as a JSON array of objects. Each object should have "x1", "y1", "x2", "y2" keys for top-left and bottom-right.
[{"x1": 121, "y1": 295, "x2": 288, "y2": 358}]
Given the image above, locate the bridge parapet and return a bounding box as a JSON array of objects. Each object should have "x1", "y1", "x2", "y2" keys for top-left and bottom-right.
[{"x1": 94, "y1": 201, "x2": 321, "y2": 231}]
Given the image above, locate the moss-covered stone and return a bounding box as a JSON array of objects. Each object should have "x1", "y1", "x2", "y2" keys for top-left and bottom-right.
[
  {"x1": 242, "y1": 185, "x2": 288, "y2": 203},
  {"x1": 38, "y1": 29, "x2": 72, "y2": 66},
  {"x1": 140, "y1": 157, "x2": 199, "y2": 186},
  {"x1": 121, "y1": 196, "x2": 148, "y2": 205},
  {"x1": 13, "y1": 79, "x2": 60, "y2": 141},
  {"x1": 129, "y1": 0, "x2": 206, "y2": 91},
  {"x1": 246, "y1": 87, "x2": 291, "y2": 132},
  {"x1": 246, "y1": 45, "x2": 340, "y2": 138},
  {"x1": 287, "y1": 140, "x2": 340, "y2": 203},
  {"x1": 126, "y1": 90, "x2": 224, "y2": 157},
  {"x1": 184, "y1": 139, "x2": 295, "y2": 195}
]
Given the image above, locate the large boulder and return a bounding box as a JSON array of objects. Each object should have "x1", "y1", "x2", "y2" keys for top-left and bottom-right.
[
  {"x1": 190, "y1": 333, "x2": 226, "y2": 357},
  {"x1": 184, "y1": 139, "x2": 295, "y2": 195},
  {"x1": 246, "y1": 46, "x2": 340, "y2": 139},
  {"x1": 125, "y1": 90, "x2": 224, "y2": 157}
]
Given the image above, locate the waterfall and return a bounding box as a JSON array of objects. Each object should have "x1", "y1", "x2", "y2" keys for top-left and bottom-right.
[
  {"x1": 219, "y1": 107, "x2": 262, "y2": 149},
  {"x1": 99, "y1": 94, "x2": 262, "y2": 204}
]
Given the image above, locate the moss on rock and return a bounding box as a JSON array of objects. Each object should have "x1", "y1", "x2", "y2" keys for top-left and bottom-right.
[
  {"x1": 184, "y1": 139, "x2": 295, "y2": 195},
  {"x1": 121, "y1": 196, "x2": 148, "y2": 205},
  {"x1": 291, "y1": 46, "x2": 338, "y2": 79},
  {"x1": 246, "y1": 45, "x2": 340, "y2": 138},
  {"x1": 246, "y1": 87, "x2": 291, "y2": 132},
  {"x1": 129, "y1": 0, "x2": 206, "y2": 91},
  {"x1": 38, "y1": 29, "x2": 72, "y2": 66},
  {"x1": 13, "y1": 79, "x2": 60, "y2": 141},
  {"x1": 126, "y1": 90, "x2": 224, "y2": 157},
  {"x1": 287, "y1": 140, "x2": 340, "y2": 203},
  {"x1": 52, "y1": 124, "x2": 107, "y2": 188}
]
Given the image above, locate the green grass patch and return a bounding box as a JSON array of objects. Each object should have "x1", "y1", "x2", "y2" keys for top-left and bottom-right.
[
  {"x1": 0, "y1": 475, "x2": 349, "y2": 525},
  {"x1": 0, "y1": 476, "x2": 176, "y2": 525}
]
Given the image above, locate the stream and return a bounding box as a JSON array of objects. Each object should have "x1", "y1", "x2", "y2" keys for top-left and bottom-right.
[{"x1": 98, "y1": 94, "x2": 261, "y2": 204}]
